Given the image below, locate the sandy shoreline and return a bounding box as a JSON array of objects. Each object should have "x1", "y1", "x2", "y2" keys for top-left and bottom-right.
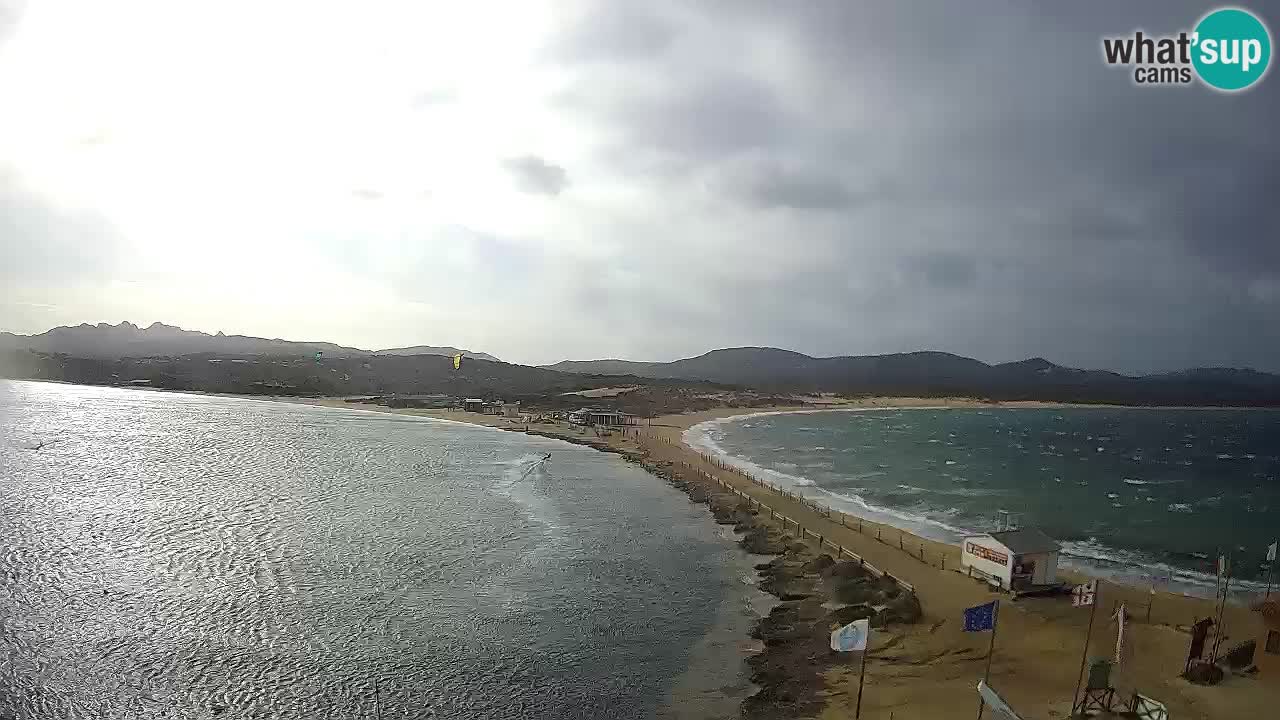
[
  {"x1": 276, "y1": 396, "x2": 1277, "y2": 719},
  {"x1": 8, "y1": 380, "x2": 1276, "y2": 717}
]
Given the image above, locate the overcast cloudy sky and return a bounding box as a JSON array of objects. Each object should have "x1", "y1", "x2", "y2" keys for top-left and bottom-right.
[{"x1": 1, "y1": 1, "x2": 1277, "y2": 371}]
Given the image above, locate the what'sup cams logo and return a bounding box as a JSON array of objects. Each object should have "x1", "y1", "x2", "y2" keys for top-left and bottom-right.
[{"x1": 1102, "y1": 6, "x2": 1271, "y2": 91}]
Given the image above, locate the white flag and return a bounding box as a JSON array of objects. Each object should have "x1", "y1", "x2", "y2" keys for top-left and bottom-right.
[
  {"x1": 1268, "y1": 541, "x2": 1277, "y2": 563},
  {"x1": 1072, "y1": 580, "x2": 1096, "y2": 607},
  {"x1": 977, "y1": 681, "x2": 1024, "y2": 720},
  {"x1": 830, "y1": 618, "x2": 870, "y2": 652}
]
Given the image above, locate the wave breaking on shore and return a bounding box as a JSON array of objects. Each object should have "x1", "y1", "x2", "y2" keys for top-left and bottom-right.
[{"x1": 683, "y1": 409, "x2": 1270, "y2": 601}]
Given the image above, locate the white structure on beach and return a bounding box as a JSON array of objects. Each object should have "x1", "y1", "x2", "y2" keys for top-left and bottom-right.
[{"x1": 960, "y1": 528, "x2": 1061, "y2": 591}]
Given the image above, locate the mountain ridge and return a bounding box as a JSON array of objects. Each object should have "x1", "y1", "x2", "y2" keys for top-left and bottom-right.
[
  {"x1": 3, "y1": 326, "x2": 1279, "y2": 406},
  {"x1": 0, "y1": 321, "x2": 500, "y2": 362},
  {"x1": 541, "y1": 346, "x2": 1280, "y2": 405}
]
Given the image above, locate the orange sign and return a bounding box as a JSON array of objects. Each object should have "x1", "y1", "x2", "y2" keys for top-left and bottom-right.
[{"x1": 965, "y1": 542, "x2": 1009, "y2": 566}]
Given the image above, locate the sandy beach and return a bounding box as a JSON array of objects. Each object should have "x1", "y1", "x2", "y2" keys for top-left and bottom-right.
[{"x1": 287, "y1": 397, "x2": 1278, "y2": 719}]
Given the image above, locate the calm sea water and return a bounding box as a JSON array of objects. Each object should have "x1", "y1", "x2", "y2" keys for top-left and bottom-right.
[
  {"x1": 0, "y1": 381, "x2": 758, "y2": 719},
  {"x1": 688, "y1": 407, "x2": 1280, "y2": 596}
]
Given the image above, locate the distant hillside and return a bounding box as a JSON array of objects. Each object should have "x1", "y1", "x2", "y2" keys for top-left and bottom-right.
[
  {"x1": 374, "y1": 346, "x2": 500, "y2": 362},
  {"x1": 5, "y1": 322, "x2": 1278, "y2": 406},
  {"x1": 544, "y1": 347, "x2": 1280, "y2": 406},
  {"x1": 0, "y1": 349, "x2": 659, "y2": 400},
  {"x1": 0, "y1": 321, "x2": 498, "y2": 362}
]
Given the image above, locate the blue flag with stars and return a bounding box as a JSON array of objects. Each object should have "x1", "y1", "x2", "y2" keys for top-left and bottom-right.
[{"x1": 963, "y1": 601, "x2": 997, "y2": 632}]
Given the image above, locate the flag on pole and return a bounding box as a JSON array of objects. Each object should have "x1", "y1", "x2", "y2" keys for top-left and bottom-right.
[
  {"x1": 964, "y1": 601, "x2": 998, "y2": 632},
  {"x1": 1072, "y1": 580, "x2": 1097, "y2": 607},
  {"x1": 977, "y1": 681, "x2": 1024, "y2": 720},
  {"x1": 1268, "y1": 541, "x2": 1277, "y2": 563},
  {"x1": 830, "y1": 618, "x2": 870, "y2": 652}
]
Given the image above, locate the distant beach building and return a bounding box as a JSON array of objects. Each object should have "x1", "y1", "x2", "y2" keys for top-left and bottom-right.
[
  {"x1": 384, "y1": 394, "x2": 455, "y2": 409},
  {"x1": 463, "y1": 398, "x2": 486, "y2": 413},
  {"x1": 584, "y1": 409, "x2": 638, "y2": 427},
  {"x1": 961, "y1": 527, "x2": 1061, "y2": 592},
  {"x1": 502, "y1": 402, "x2": 521, "y2": 418},
  {"x1": 1252, "y1": 601, "x2": 1280, "y2": 680},
  {"x1": 566, "y1": 408, "x2": 637, "y2": 427}
]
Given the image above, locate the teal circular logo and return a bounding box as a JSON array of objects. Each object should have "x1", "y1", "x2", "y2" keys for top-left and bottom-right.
[{"x1": 1192, "y1": 8, "x2": 1272, "y2": 91}]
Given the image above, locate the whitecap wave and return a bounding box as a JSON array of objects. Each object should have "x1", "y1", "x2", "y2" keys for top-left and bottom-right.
[
  {"x1": 684, "y1": 414, "x2": 970, "y2": 543},
  {"x1": 1059, "y1": 538, "x2": 1268, "y2": 599},
  {"x1": 493, "y1": 453, "x2": 562, "y2": 530},
  {"x1": 681, "y1": 408, "x2": 1271, "y2": 602}
]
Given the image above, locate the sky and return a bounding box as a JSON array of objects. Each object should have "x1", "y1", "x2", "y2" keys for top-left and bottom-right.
[{"x1": 1, "y1": 1, "x2": 1278, "y2": 371}]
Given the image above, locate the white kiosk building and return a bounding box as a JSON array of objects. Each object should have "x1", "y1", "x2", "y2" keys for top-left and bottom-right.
[{"x1": 961, "y1": 527, "x2": 1061, "y2": 592}]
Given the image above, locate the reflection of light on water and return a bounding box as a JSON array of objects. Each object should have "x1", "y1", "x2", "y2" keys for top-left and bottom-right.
[{"x1": 3, "y1": 381, "x2": 751, "y2": 719}]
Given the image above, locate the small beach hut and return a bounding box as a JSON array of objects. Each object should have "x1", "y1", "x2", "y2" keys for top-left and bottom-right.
[
  {"x1": 1252, "y1": 600, "x2": 1280, "y2": 680},
  {"x1": 961, "y1": 528, "x2": 1060, "y2": 591}
]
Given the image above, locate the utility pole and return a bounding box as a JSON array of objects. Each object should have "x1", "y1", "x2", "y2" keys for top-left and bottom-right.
[{"x1": 1209, "y1": 554, "x2": 1232, "y2": 664}]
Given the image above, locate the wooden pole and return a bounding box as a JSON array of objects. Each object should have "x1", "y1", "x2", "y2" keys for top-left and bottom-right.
[
  {"x1": 1071, "y1": 582, "x2": 1101, "y2": 716},
  {"x1": 1210, "y1": 557, "x2": 1233, "y2": 663},
  {"x1": 1266, "y1": 542, "x2": 1276, "y2": 600},
  {"x1": 855, "y1": 645, "x2": 869, "y2": 719},
  {"x1": 977, "y1": 600, "x2": 1000, "y2": 720}
]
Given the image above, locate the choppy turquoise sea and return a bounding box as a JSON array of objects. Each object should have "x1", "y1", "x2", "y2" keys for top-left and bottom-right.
[{"x1": 687, "y1": 407, "x2": 1280, "y2": 597}]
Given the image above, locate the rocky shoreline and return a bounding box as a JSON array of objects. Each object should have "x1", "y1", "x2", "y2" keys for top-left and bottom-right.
[{"x1": 632, "y1": 453, "x2": 923, "y2": 720}]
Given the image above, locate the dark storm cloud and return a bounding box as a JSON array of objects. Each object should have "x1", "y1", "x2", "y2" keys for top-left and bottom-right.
[
  {"x1": 547, "y1": 2, "x2": 676, "y2": 62},
  {"x1": 907, "y1": 254, "x2": 979, "y2": 292},
  {"x1": 502, "y1": 155, "x2": 570, "y2": 196},
  {"x1": 545, "y1": 0, "x2": 1280, "y2": 372},
  {"x1": 559, "y1": 69, "x2": 788, "y2": 168},
  {"x1": 629, "y1": 73, "x2": 788, "y2": 160},
  {"x1": 722, "y1": 161, "x2": 860, "y2": 211}
]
